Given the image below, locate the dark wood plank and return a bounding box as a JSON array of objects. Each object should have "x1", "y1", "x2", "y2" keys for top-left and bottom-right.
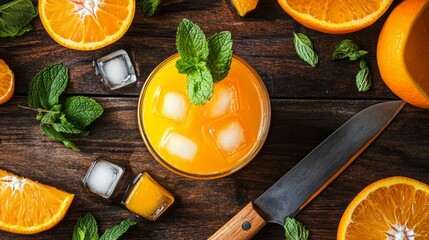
[{"x1": 1, "y1": 97, "x2": 428, "y2": 239}]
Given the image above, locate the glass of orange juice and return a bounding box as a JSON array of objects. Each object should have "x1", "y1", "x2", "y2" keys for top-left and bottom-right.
[{"x1": 137, "y1": 54, "x2": 271, "y2": 179}]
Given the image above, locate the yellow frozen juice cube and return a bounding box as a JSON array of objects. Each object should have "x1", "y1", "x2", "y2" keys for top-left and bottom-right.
[{"x1": 124, "y1": 172, "x2": 174, "y2": 220}]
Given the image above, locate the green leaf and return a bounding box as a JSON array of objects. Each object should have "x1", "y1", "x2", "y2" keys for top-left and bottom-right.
[
  {"x1": 72, "y1": 213, "x2": 99, "y2": 240},
  {"x1": 28, "y1": 63, "x2": 68, "y2": 109},
  {"x1": 40, "y1": 104, "x2": 62, "y2": 124},
  {"x1": 293, "y1": 32, "x2": 318, "y2": 68},
  {"x1": 141, "y1": 0, "x2": 160, "y2": 17},
  {"x1": 53, "y1": 115, "x2": 89, "y2": 136},
  {"x1": 0, "y1": 0, "x2": 38, "y2": 38},
  {"x1": 99, "y1": 220, "x2": 136, "y2": 240},
  {"x1": 187, "y1": 66, "x2": 213, "y2": 104},
  {"x1": 77, "y1": 226, "x2": 86, "y2": 240},
  {"x1": 14, "y1": 22, "x2": 33, "y2": 36},
  {"x1": 356, "y1": 60, "x2": 371, "y2": 92},
  {"x1": 207, "y1": 31, "x2": 233, "y2": 82},
  {"x1": 284, "y1": 217, "x2": 309, "y2": 240},
  {"x1": 332, "y1": 39, "x2": 367, "y2": 61},
  {"x1": 176, "y1": 57, "x2": 200, "y2": 74},
  {"x1": 63, "y1": 96, "x2": 104, "y2": 129},
  {"x1": 176, "y1": 19, "x2": 209, "y2": 62},
  {"x1": 40, "y1": 125, "x2": 80, "y2": 151}
]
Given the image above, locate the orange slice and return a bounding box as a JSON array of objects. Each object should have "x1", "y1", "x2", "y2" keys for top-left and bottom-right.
[
  {"x1": 277, "y1": 0, "x2": 393, "y2": 34},
  {"x1": 38, "y1": 0, "x2": 135, "y2": 50},
  {"x1": 231, "y1": 0, "x2": 258, "y2": 17},
  {"x1": 338, "y1": 176, "x2": 429, "y2": 239},
  {"x1": 0, "y1": 169, "x2": 74, "y2": 234},
  {"x1": 377, "y1": 0, "x2": 429, "y2": 109},
  {"x1": 0, "y1": 59, "x2": 14, "y2": 105}
]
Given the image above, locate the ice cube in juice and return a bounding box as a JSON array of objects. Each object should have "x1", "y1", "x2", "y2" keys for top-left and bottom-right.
[
  {"x1": 160, "y1": 131, "x2": 198, "y2": 161},
  {"x1": 138, "y1": 54, "x2": 270, "y2": 179},
  {"x1": 155, "y1": 89, "x2": 190, "y2": 123},
  {"x1": 209, "y1": 119, "x2": 248, "y2": 158},
  {"x1": 124, "y1": 172, "x2": 174, "y2": 221}
]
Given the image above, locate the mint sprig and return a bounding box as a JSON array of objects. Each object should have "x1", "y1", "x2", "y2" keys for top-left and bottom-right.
[
  {"x1": 284, "y1": 217, "x2": 309, "y2": 240},
  {"x1": 72, "y1": 212, "x2": 136, "y2": 240},
  {"x1": 25, "y1": 63, "x2": 104, "y2": 151},
  {"x1": 176, "y1": 19, "x2": 233, "y2": 104},
  {"x1": 333, "y1": 39, "x2": 371, "y2": 92}
]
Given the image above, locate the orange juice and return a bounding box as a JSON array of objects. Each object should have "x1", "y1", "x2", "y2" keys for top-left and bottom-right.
[
  {"x1": 124, "y1": 172, "x2": 174, "y2": 221},
  {"x1": 138, "y1": 54, "x2": 270, "y2": 179}
]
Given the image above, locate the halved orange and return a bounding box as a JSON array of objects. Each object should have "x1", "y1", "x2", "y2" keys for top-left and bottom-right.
[
  {"x1": 277, "y1": 0, "x2": 393, "y2": 34},
  {"x1": 0, "y1": 59, "x2": 14, "y2": 105},
  {"x1": 377, "y1": 0, "x2": 429, "y2": 109},
  {"x1": 38, "y1": 0, "x2": 135, "y2": 50},
  {"x1": 338, "y1": 176, "x2": 429, "y2": 239},
  {"x1": 0, "y1": 169, "x2": 74, "y2": 234},
  {"x1": 231, "y1": 0, "x2": 258, "y2": 17}
]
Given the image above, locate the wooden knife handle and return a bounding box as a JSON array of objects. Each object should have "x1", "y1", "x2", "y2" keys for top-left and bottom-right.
[{"x1": 209, "y1": 202, "x2": 267, "y2": 240}]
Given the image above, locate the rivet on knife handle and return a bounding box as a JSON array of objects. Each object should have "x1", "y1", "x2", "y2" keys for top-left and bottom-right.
[{"x1": 208, "y1": 202, "x2": 266, "y2": 240}]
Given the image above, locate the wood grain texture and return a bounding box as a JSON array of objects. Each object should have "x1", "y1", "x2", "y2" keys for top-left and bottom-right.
[
  {"x1": 1, "y1": 97, "x2": 429, "y2": 239},
  {"x1": 1, "y1": 0, "x2": 428, "y2": 239}
]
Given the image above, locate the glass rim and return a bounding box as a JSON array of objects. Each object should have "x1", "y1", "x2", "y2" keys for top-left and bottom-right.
[{"x1": 137, "y1": 53, "x2": 271, "y2": 180}]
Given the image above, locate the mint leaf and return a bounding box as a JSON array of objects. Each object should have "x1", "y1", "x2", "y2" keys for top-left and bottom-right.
[
  {"x1": 187, "y1": 66, "x2": 213, "y2": 104},
  {"x1": 141, "y1": 0, "x2": 160, "y2": 17},
  {"x1": 284, "y1": 217, "x2": 309, "y2": 240},
  {"x1": 293, "y1": 33, "x2": 318, "y2": 68},
  {"x1": 176, "y1": 57, "x2": 200, "y2": 74},
  {"x1": 176, "y1": 18, "x2": 209, "y2": 62},
  {"x1": 28, "y1": 63, "x2": 68, "y2": 109},
  {"x1": 332, "y1": 39, "x2": 367, "y2": 61},
  {"x1": 356, "y1": 60, "x2": 371, "y2": 92},
  {"x1": 0, "y1": 0, "x2": 38, "y2": 38},
  {"x1": 63, "y1": 96, "x2": 104, "y2": 129},
  {"x1": 99, "y1": 220, "x2": 136, "y2": 240},
  {"x1": 207, "y1": 31, "x2": 233, "y2": 82},
  {"x1": 40, "y1": 125, "x2": 80, "y2": 151},
  {"x1": 72, "y1": 213, "x2": 99, "y2": 240}
]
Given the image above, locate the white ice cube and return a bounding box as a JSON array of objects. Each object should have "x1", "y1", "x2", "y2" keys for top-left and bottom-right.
[
  {"x1": 162, "y1": 92, "x2": 188, "y2": 121},
  {"x1": 208, "y1": 86, "x2": 231, "y2": 118},
  {"x1": 104, "y1": 57, "x2": 128, "y2": 85},
  {"x1": 85, "y1": 160, "x2": 124, "y2": 198},
  {"x1": 216, "y1": 121, "x2": 245, "y2": 153},
  {"x1": 162, "y1": 132, "x2": 197, "y2": 161}
]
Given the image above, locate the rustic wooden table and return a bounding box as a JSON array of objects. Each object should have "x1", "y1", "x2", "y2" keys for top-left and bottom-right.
[{"x1": 1, "y1": 0, "x2": 428, "y2": 239}]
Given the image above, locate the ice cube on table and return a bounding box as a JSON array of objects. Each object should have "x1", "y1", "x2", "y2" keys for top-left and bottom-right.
[
  {"x1": 83, "y1": 159, "x2": 124, "y2": 199},
  {"x1": 205, "y1": 81, "x2": 239, "y2": 119},
  {"x1": 161, "y1": 132, "x2": 197, "y2": 161},
  {"x1": 94, "y1": 49, "x2": 137, "y2": 90},
  {"x1": 103, "y1": 57, "x2": 128, "y2": 85},
  {"x1": 209, "y1": 120, "x2": 247, "y2": 157}
]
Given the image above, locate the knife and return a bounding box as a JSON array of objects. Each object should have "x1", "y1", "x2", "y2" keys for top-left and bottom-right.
[{"x1": 209, "y1": 100, "x2": 405, "y2": 240}]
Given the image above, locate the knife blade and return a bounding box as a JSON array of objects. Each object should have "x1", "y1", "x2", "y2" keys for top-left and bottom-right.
[{"x1": 209, "y1": 100, "x2": 405, "y2": 240}]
